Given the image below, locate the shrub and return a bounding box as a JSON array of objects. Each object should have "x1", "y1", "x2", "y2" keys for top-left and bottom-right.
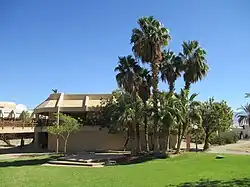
[{"x1": 210, "y1": 131, "x2": 239, "y2": 146}]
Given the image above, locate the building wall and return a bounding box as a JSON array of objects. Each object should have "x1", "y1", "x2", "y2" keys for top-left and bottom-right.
[
  {"x1": 48, "y1": 126, "x2": 125, "y2": 152},
  {"x1": 48, "y1": 126, "x2": 177, "y2": 152}
]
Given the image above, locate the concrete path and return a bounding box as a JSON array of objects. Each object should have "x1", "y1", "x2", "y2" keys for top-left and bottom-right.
[{"x1": 207, "y1": 140, "x2": 250, "y2": 155}]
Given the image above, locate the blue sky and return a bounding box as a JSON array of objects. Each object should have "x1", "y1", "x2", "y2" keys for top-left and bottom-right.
[{"x1": 1, "y1": 0, "x2": 250, "y2": 110}]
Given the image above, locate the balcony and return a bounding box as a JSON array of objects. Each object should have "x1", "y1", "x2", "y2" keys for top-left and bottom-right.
[{"x1": 0, "y1": 119, "x2": 50, "y2": 134}]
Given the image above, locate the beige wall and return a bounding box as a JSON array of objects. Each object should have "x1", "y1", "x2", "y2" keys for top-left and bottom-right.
[
  {"x1": 48, "y1": 127, "x2": 125, "y2": 152},
  {"x1": 48, "y1": 126, "x2": 177, "y2": 152}
]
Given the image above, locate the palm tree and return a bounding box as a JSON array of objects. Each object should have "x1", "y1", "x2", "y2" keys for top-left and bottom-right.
[
  {"x1": 138, "y1": 68, "x2": 151, "y2": 151},
  {"x1": 158, "y1": 92, "x2": 182, "y2": 151},
  {"x1": 175, "y1": 89, "x2": 200, "y2": 153},
  {"x1": 104, "y1": 90, "x2": 141, "y2": 154},
  {"x1": 114, "y1": 56, "x2": 142, "y2": 153},
  {"x1": 131, "y1": 16, "x2": 171, "y2": 150},
  {"x1": 236, "y1": 103, "x2": 250, "y2": 127},
  {"x1": 245, "y1": 93, "x2": 250, "y2": 98},
  {"x1": 180, "y1": 40, "x2": 209, "y2": 91},
  {"x1": 160, "y1": 50, "x2": 182, "y2": 94},
  {"x1": 114, "y1": 55, "x2": 141, "y2": 96}
]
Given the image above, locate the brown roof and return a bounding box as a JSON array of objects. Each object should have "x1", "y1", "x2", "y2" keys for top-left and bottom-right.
[{"x1": 34, "y1": 93, "x2": 111, "y2": 114}]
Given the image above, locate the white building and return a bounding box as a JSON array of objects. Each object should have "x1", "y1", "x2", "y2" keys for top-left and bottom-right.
[{"x1": 0, "y1": 101, "x2": 33, "y2": 119}]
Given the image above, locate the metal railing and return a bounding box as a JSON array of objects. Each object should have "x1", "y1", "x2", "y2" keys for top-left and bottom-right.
[
  {"x1": 0, "y1": 119, "x2": 36, "y2": 128},
  {"x1": 0, "y1": 119, "x2": 55, "y2": 128}
]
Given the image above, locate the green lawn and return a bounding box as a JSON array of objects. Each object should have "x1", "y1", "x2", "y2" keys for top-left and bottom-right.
[{"x1": 0, "y1": 153, "x2": 250, "y2": 187}]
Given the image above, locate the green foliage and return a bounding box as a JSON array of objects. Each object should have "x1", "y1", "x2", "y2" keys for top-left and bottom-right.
[
  {"x1": 19, "y1": 111, "x2": 32, "y2": 123},
  {"x1": 48, "y1": 113, "x2": 80, "y2": 136},
  {"x1": 160, "y1": 50, "x2": 182, "y2": 93},
  {"x1": 101, "y1": 90, "x2": 142, "y2": 132},
  {"x1": 131, "y1": 16, "x2": 171, "y2": 63},
  {"x1": 245, "y1": 93, "x2": 250, "y2": 98},
  {"x1": 114, "y1": 55, "x2": 141, "y2": 95},
  {"x1": 201, "y1": 98, "x2": 233, "y2": 134},
  {"x1": 47, "y1": 113, "x2": 80, "y2": 153},
  {"x1": 158, "y1": 92, "x2": 182, "y2": 130},
  {"x1": 174, "y1": 89, "x2": 201, "y2": 152},
  {"x1": 210, "y1": 132, "x2": 239, "y2": 145},
  {"x1": 106, "y1": 17, "x2": 210, "y2": 153},
  {"x1": 190, "y1": 125, "x2": 205, "y2": 144},
  {"x1": 180, "y1": 40, "x2": 209, "y2": 90},
  {"x1": 235, "y1": 103, "x2": 250, "y2": 126},
  {"x1": 201, "y1": 98, "x2": 234, "y2": 149}
]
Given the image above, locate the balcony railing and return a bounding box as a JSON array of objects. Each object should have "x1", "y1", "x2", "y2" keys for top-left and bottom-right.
[
  {"x1": 0, "y1": 119, "x2": 36, "y2": 128},
  {"x1": 0, "y1": 119, "x2": 56, "y2": 128}
]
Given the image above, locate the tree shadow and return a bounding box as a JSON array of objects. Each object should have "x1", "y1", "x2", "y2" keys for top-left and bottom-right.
[
  {"x1": 0, "y1": 143, "x2": 49, "y2": 154},
  {"x1": 0, "y1": 155, "x2": 59, "y2": 168},
  {"x1": 168, "y1": 178, "x2": 250, "y2": 187},
  {"x1": 114, "y1": 152, "x2": 169, "y2": 165}
]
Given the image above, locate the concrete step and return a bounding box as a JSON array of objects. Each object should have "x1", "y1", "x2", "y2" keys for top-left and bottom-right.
[
  {"x1": 58, "y1": 157, "x2": 95, "y2": 163},
  {"x1": 48, "y1": 160, "x2": 104, "y2": 167}
]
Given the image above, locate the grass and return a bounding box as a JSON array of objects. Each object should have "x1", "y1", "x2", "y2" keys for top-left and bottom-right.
[{"x1": 1, "y1": 153, "x2": 250, "y2": 187}]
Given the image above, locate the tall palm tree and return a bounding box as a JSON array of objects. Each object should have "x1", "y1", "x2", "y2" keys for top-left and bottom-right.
[
  {"x1": 179, "y1": 40, "x2": 209, "y2": 91},
  {"x1": 131, "y1": 16, "x2": 171, "y2": 150},
  {"x1": 114, "y1": 56, "x2": 142, "y2": 153},
  {"x1": 160, "y1": 50, "x2": 182, "y2": 94},
  {"x1": 138, "y1": 68, "x2": 151, "y2": 151},
  {"x1": 236, "y1": 103, "x2": 250, "y2": 127}
]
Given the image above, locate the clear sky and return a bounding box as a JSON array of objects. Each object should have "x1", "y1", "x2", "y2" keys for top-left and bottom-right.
[{"x1": 1, "y1": 0, "x2": 250, "y2": 110}]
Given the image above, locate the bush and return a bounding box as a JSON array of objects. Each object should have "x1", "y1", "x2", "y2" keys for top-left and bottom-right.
[{"x1": 210, "y1": 132, "x2": 239, "y2": 146}]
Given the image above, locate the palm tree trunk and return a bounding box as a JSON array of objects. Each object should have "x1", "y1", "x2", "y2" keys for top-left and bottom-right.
[
  {"x1": 184, "y1": 82, "x2": 191, "y2": 90},
  {"x1": 151, "y1": 61, "x2": 160, "y2": 151},
  {"x1": 136, "y1": 122, "x2": 141, "y2": 153},
  {"x1": 176, "y1": 122, "x2": 187, "y2": 154},
  {"x1": 144, "y1": 109, "x2": 149, "y2": 152},
  {"x1": 169, "y1": 82, "x2": 175, "y2": 95},
  {"x1": 123, "y1": 129, "x2": 130, "y2": 151},
  {"x1": 176, "y1": 124, "x2": 182, "y2": 154},
  {"x1": 165, "y1": 126, "x2": 170, "y2": 151},
  {"x1": 130, "y1": 127, "x2": 136, "y2": 155}
]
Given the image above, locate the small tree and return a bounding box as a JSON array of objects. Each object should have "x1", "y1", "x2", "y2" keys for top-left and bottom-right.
[
  {"x1": 201, "y1": 98, "x2": 233, "y2": 150},
  {"x1": 48, "y1": 113, "x2": 80, "y2": 153}
]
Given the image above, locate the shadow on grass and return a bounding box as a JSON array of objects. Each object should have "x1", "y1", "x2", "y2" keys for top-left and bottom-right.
[
  {"x1": 168, "y1": 178, "x2": 250, "y2": 187},
  {"x1": 114, "y1": 152, "x2": 169, "y2": 165},
  {"x1": 0, "y1": 144, "x2": 49, "y2": 154},
  {"x1": 0, "y1": 155, "x2": 59, "y2": 168}
]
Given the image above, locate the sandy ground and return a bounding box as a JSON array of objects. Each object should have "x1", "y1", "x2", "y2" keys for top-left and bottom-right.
[
  {"x1": 1, "y1": 140, "x2": 250, "y2": 161},
  {"x1": 207, "y1": 140, "x2": 250, "y2": 155}
]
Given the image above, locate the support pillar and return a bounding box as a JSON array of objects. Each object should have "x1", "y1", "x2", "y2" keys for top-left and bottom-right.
[{"x1": 34, "y1": 131, "x2": 39, "y2": 149}]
